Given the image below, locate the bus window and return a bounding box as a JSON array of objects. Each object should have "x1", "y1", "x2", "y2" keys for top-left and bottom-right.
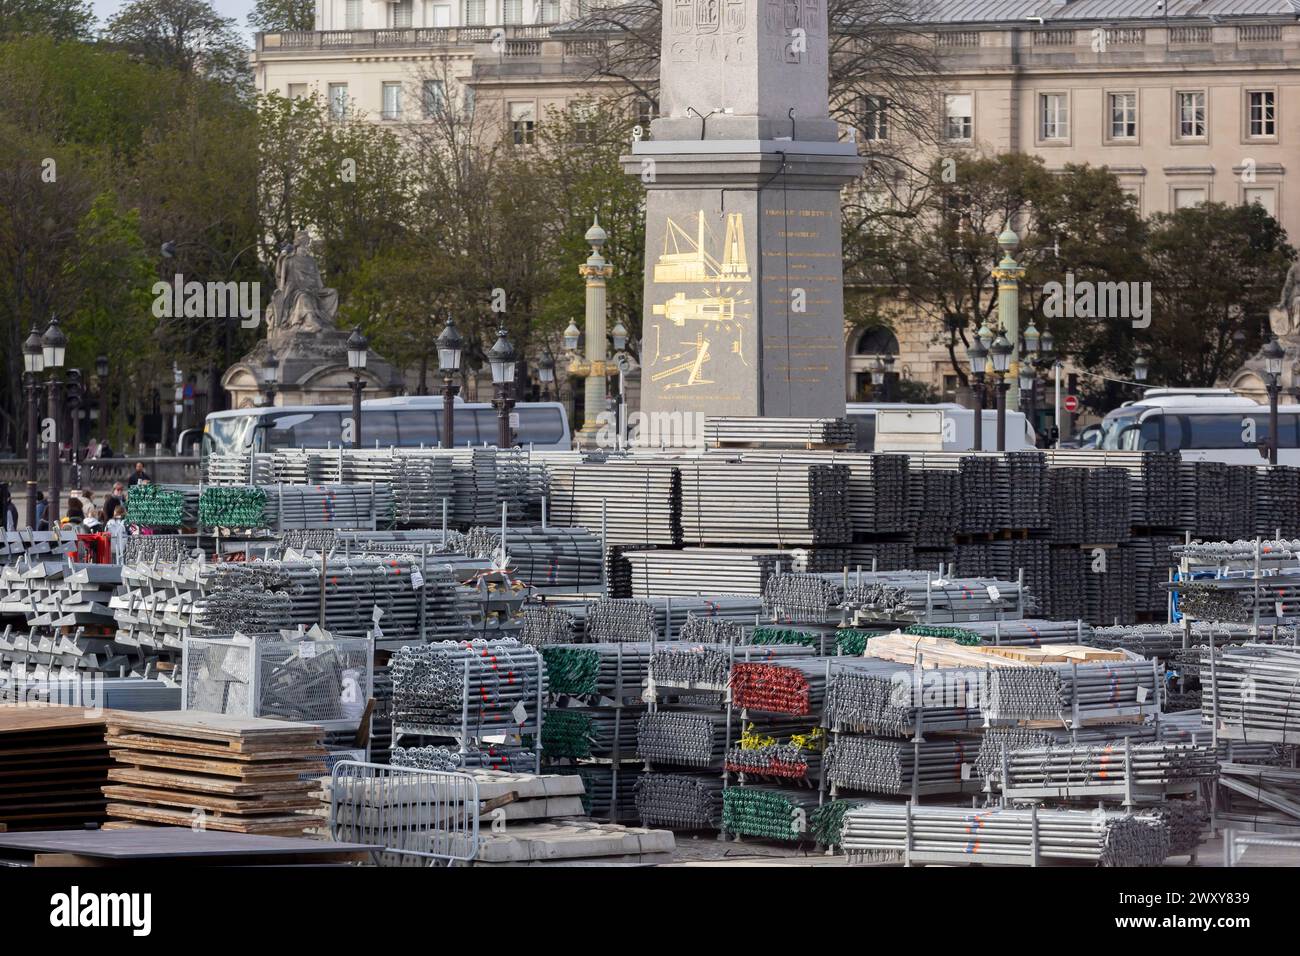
[
  {"x1": 363, "y1": 411, "x2": 399, "y2": 448},
  {"x1": 473, "y1": 408, "x2": 499, "y2": 444},
  {"x1": 1138, "y1": 418, "x2": 1161, "y2": 451},
  {"x1": 395, "y1": 409, "x2": 439, "y2": 447},
  {"x1": 514, "y1": 406, "x2": 565, "y2": 445},
  {"x1": 264, "y1": 412, "x2": 345, "y2": 450}
]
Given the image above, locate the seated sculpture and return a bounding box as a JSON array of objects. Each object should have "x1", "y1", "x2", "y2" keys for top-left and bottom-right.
[{"x1": 267, "y1": 230, "x2": 339, "y2": 335}]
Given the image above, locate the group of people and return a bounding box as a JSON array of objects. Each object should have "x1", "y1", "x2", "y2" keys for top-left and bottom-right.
[{"x1": 0, "y1": 464, "x2": 155, "y2": 564}]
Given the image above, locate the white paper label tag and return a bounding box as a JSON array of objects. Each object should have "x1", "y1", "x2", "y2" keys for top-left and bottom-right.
[
  {"x1": 986, "y1": 585, "x2": 1001, "y2": 602},
  {"x1": 372, "y1": 606, "x2": 384, "y2": 623},
  {"x1": 1276, "y1": 601, "x2": 1285, "y2": 619},
  {"x1": 372, "y1": 624, "x2": 384, "y2": 640},
  {"x1": 961, "y1": 763, "x2": 972, "y2": 781},
  {"x1": 1136, "y1": 686, "x2": 1149, "y2": 703},
  {"x1": 410, "y1": 569, "x2": 425, "y2": 589},
  {"x1": 511, "y1": 702, "x2": 527, "y2": 725}
]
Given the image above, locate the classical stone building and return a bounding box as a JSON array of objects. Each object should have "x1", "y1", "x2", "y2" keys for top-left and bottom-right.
[{"x1": 252, "y1": 0, "x2": 1300, "y2": 401}]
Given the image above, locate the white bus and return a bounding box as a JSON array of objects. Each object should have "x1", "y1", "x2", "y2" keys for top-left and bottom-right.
[
  {"x1": 200, "y1": 396, "x2": 571, "y2": 459},
  {"x1": 845, "y1": 403, "x2": 1037, "y2": 452},
  {"x1": 1089, "y1": 392, "x2": 1300, "y2": 463}
]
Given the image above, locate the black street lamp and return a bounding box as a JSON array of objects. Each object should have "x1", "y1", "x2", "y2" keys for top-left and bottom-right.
[
  {"x1": 883, "y1": 353, "x2": 896, "y2": 402},
  {"x1": 487, "y1": 328, "x2": 517, "y2": 448},
  {"x1": 42, "y1": 318, "x2": 67, "y2": 527},
  {"x1": 261, "y1": 356, "x2": 279, "y2": 407},
  {"x1": 67, "y1": 369, "x2": 83, "y2": 490},
  {"x1": 966, "y1": 340, "x2": 988, "y2": 452},
  {"x1": 1263, "y1": 336, "x2": 1285, "y2": 466},
  {"x1": 23, "y1": 327, "x2": 44, "y2": 528},
  {"x1": 990, "y1": 332, "x2": 1012, "y2": 452},
  {"x1": 537, "y1": 354, "x2": 556, "y2": 400},
  {"x1": 437, "y1": 316, "x2": 463, "y2": 448},
  {"x1": 346, "y1": 327, "x2": 368, "y2": 449},
  {"x1": 1133, "y1": 353, "x2": 1149, "y2": 384}
]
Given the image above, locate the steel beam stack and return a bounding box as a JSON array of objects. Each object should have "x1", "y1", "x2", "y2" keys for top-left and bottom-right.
[
  {"x1": 678, "y1": 458, "x2": 851, "y2": 546},
  {"x1": 702, "y1": 416, "x2": 855, "y2": 447},
  {"x1": 0, "y1": 561, "x2": 120, "y2": 630},
  {"x1": 1204, "y1": 644, "x2": 1300, "y2": 743},
  {"x1": 1256, "y1": 465, "x2": 1300, "y2": 538},
  {"x1": 623, "y1": 547, "x2": 805, "y2": 597},
  {"x1": 956, "y1": 455, "x2": 1010, "y2": 534},
  {"x1": 840, "y1": 803, "x2": 1171, "y2": 866},
  {"x1": 0, "y1": 530, "x2": 78, "y2": 565},
  {"x1": 908, "y1": 469, "x2": 958, "y2": 549},
  {"x1": 547, "y1": 460, "x2": 681, "y2": 546},
  {"x1": 1180, "y1": 461, "x2": 1256, "y2": 540},
  {"x1": 464, "y1": 525, "x2": 603, "y2": 590}
]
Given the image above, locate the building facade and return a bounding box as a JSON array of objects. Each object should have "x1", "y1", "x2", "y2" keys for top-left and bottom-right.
[{"x1": 252, "y1": 0, "x2": 1300, "y2": 405}]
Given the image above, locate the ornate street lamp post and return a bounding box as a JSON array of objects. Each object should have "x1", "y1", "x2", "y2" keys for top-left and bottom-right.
[
  {"x1": 23, "y1": 327, "x2": 44, "y2": 528},
  {"x1": 966, "y1": 340, "x2": 988, "y2": 452},
  {"x1": 42, "y1": 319, "x2": 67, "y2": 527},
  {"x1": 346, "y1": 327, "x2": 368, "y2": 449},
  {"x1": 991, "y1": 332, "x2": 1012, "y2": 452},
  {"x1": 1263, "y1": 336, "x2": 1285, "y2": 466},
  {"x1": 488, "y1": 328, "x2": 517, "y2": 448},
  {"x1": 437, "y1": 316, "x2": 463, "y2": 448}
]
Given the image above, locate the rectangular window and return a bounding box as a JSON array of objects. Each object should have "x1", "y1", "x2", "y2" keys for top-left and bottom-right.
[
  {"x1": 328, "y1": 83, "x2": 349, "y2": 121},
  {"x1": 463, "y1": 85, "x2": 476, "y2": 116},
  {"x1": 431, "y1": 4, "x2": 450, "y2": 25},
  {"x1": 1173, "y1": 187, "x2": 1206, "y2": 209},
  {"x1": 1109, "y1": 92, "x2": 1137, "y2": 139},
  {"x1": 423, "y1": 79, "x2": 446, "y2": 118},
  {"x1": 864, "y1": 95, "x2": 889, "y2": 141},
  {"x1": 509, "y1": 101, "x2": 536, "y2": 145},
  {"x1": 1248, "y1": 90, "x2": 1276, "y2": 137},
  {"x1": 1244, "y1": 187, "x2": 1277, "y2": 217},
  {"x1": 287, "y1": 83, "x2": 307, "y2": 99},
  {"x1": 943, "y1": 93, "x2": 972, "y2": 141},
  {"x1": 541, "y1": 0, "x2": 561, "y2": 20},
  {"x1": 464, "y1": 0, "x2": 485, "y2": 25},
  {"x1": 1039, "y1": 93, "x2": 1068, "y2": 141},
  {"x1": 1176, "y1": 91, "x2": 1205, "y2": 139},
  {"x1": 503, "y1": 0, "x2": 523, "y2": 23},
  {"x1": 382, "y1": 82, "x2": 403, "y2": 121},
  {"x1": 389, "y1": 0, "x2": 412, "y2": 27},
  {"x1": 345, "y1": 0, "x2": 362, "y2": 28},
  {"x1": 572, "y1": 102, "x2": 597, "y2": 143}
]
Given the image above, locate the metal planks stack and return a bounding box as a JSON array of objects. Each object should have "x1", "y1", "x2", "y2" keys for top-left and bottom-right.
[
  {"x1": 464, "y1": 525, "x2": 603, "y2": 590},
  {"x1": 702, "y1": 416, "x2": 855, "y2": 447},
  {"x1": 1043, "y1": 450, "x2": 1180, "y2": 527},
  {"x1": 1203, "y1": 643, "x2": 1300, "y2": 743},
  {"x1": 623, "y1": 547, "x2": 804, "y2": 597},
  {"x1": 0, "y1": 530, "x2": 78, "y2": 565},
  {"x1": 1255, "y1": 465, "x2": 1300, "y2": 537},
  {"x1": 1132, "y1": 535, "x2": 1180, "y2": 617},
  {"x1": 1179, "y1": 461, "x2": 1256, "y2": 540},
  {"x1": 956, "y1": 455, "x2": 1010, "y2": 534},
  {"x1": 908, "y1": 469, "x2": 958, "y2": 548},
  {"x1": 677, "y1": 457, "x2": 851, "y2": 546},
  {"x1": 0, "y1": 560, "x2": 120, "y2": 630},
  {"x1": 547, "y1": 460, "x2": 681, "y2": 545},
  {"x1": 1005, "y1": 451, "x2": 1049, "y2": 529},
  {"x1": 840, "y1": 803, "x2": 1171, "y2": 866},
  {"x1": 1085, "y1": 544, "x2": 1136, "y2": 625}
]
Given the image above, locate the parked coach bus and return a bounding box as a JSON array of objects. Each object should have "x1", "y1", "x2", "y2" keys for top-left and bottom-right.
[
  {"x1": 1085, "y1": 389, "x2": 1300, "y2": 464},
  {"x1": 199, "y1": 396, "x2": 571, "y2": 458}
]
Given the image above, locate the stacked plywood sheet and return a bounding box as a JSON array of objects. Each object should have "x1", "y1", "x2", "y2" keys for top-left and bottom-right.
[
  {"x1": 102, "y1": 711, "x2": 325, "y2": 835},
  {"x1": 0, "y1": 705, "x2": 112, "y2": 831}
]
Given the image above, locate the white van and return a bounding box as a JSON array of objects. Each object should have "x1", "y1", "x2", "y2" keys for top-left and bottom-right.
[
  {"x1": 1090, "y1": 395, "x2": 1300, "y2": 464},
  {"x1": 845, "y1": 403, "x2": 1037, "y2": 452}
]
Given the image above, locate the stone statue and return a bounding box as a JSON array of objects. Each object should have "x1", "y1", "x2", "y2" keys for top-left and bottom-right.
[
  {"x1": 1274, "y1": 261, "x2": 1300, "y2": 336},
  {"x1": 266, "y1": 230, "x2": 339, "y2": 335}
]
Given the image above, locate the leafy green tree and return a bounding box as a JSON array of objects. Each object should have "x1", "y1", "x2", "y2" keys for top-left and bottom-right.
[
  {"x1": 247, "y1": 0, "x2": 314, "y2": 32},
  {"x1": 0, "y1": 0, "x2": 93, "y2": 41},
  {"x1": 104, "y1": 0, "x2": 250, "y2": 89}
]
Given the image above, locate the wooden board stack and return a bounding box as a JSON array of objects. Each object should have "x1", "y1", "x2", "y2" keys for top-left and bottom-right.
[
  {"x1": 0, "y1": 705, "x2": 112, "y2": 831},
  {"x1": 102, "y1": 711, "x2": 325, "y2": 835}
]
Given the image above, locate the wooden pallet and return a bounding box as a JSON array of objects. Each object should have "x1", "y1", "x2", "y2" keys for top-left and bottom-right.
[
  {"x1": 0, "y1": 705, "x2": 113, "y2": 831},
  {"x1": 103, "y1": 711, "x2": 325, "y2": 836}
]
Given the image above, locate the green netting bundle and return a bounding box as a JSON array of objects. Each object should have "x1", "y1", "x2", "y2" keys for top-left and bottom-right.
[
  {"x1": 751, "y1": 626, "x2": 820, "y2": 647},
  {"x1": 811, "y1": 799, "x2": 868, "y2": 848},
  {"x1": 904, "y1": 624, "x2": 982, "y2": 646},
  {"x1": 722, "y1": 786, "x2": 817, "y2": 842},
  {"x1": 199, "y1": 486, "x2": 267, "y2": 528},
  {"x1": 126, "y1": 484, "x2": 186, "y2": 528},
  {"x1": 541, "y1": 647, "x2": 601, "y2": 697},
  {"x1": 541, "y1": 709, "x2": 595, "y2": 759},
  {"x1": 834, "y1": 628, "x2": 886, "y2": 656}
]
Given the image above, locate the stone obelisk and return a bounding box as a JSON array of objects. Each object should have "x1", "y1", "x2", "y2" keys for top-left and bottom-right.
[{"x1": 625, "y1": 0, "x2": 862, "y2": 420}]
